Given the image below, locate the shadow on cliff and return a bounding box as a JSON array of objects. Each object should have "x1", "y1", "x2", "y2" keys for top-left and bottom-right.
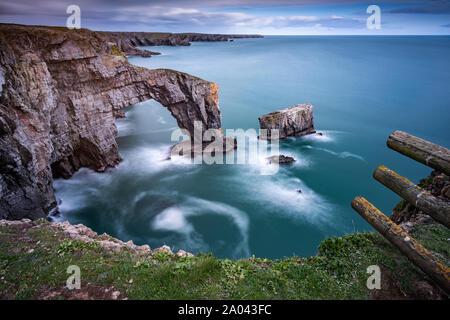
[{"x1": 0, "y1": 24, "x2": 223, "y2": 220}]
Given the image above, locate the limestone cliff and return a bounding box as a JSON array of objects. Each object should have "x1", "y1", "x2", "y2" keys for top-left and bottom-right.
[
  {"x1": 98, "y1": 31, "x2": 263, "y2": 57},
  {"x1": 259, "y1": 104, "x2": 315, "y2": 140},
  {"x1": 0, "y1": 24, "x2": 223, "y2": 220}
]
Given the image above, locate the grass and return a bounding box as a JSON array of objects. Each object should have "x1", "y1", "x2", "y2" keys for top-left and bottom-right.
[{"x1": 0, "y1": 218, "x2": 448, "y2": 300}]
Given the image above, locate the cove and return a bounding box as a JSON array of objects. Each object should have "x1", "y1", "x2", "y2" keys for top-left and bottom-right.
[{"x1": 54, "y1": 36, "x2": 450, "y2": 259}]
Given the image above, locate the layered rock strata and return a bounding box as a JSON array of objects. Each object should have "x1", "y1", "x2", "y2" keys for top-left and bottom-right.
[
  {"x1": 0, "y1": 24, "x2": 223, "y2": 220},
  {"x1": 99, "y1": 31, "x2": 263, "y2": 57},
  {"x1": 259, "y1": 104, "x2": 315, "y2": 140}
]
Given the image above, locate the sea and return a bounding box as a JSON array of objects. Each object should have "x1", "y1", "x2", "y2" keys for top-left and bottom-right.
[{"x1": 54, "y1": 36, "x2": 450, "y2": 259}]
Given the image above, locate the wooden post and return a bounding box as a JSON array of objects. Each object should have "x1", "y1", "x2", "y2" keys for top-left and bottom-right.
[
  {"x1": 373, "y1": 166, "x2": 450, "y2": 229},
  {"x1": 351, "y1": 196, "x2": 450, "y2": 294},
  {"x1": 387, "y1": 131, "x2": 450, "y2": 176}
]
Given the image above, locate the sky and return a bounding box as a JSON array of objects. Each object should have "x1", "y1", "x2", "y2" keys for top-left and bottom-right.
[{"x1": 1, "y1": 0, "x2": 449, "y2": 35}]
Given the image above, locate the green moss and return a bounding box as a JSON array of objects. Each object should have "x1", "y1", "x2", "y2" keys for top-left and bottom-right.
[
  {"x1": 56, "y1": 239, "x2": 101, "y2": 256},
  {"x1": 110, "y1": 45, "x2": 126, "y2": 59},
  {"x1": 410, "y1": 223, "x2": 450, "y2": 262}
]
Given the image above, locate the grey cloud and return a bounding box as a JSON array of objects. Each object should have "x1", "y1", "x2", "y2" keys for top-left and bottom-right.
[
  {"x1": 111, "y1": 6, "x2": 365, "y2": 29},
  {"x1": 390, "y1": 1, "x2": 450, "y2": 14},
  {"x1": 0, "y1": 0, "x2": 431, "y2": 16},
  {"x1": 0, "y1": 0, "x2": 444, "y2": 33}
]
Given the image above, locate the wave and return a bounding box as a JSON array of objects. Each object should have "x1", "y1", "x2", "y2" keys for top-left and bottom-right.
[
  {"x1": 308, "y1": 146, "x2": 366, "y2": 162},
  {"x1": 151, "y1": 196, "x2": 250, "y2": 258},
  {"x1": 294, "y1": 130, "x2": 339, "y2": 143},
  {"x1": 255, "y1": 177, "x2": 333, "y2": 225},
  {"x1": 116, "y1": 121, "x2": 177, "y2": 138},
  {"x1": 153, "y1": 207, "x2": 194, "y2": 234},
  {"x1": 119, "y1": 144, "x2": 196, "y2": 174},
  {"x1": 225, "y1": 168, "x2": 335, "y2": 230}
]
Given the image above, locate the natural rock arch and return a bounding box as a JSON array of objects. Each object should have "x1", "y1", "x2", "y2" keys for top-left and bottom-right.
[{"x1": 0, "y1": 24, "x2": 222, "y2": 220}]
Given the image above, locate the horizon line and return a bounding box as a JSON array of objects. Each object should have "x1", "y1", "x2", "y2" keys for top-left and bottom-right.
[{"x1": 2, "y1": 22, "x2": 449, "y2": 36}]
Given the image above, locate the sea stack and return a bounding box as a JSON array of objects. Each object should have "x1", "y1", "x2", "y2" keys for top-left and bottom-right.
[
  {"x1": 0, "y1": 24, "x2": 224, "y2": 220},
  {"x1": 258, "y1": 104, "x2": 315, "y2": 139}
]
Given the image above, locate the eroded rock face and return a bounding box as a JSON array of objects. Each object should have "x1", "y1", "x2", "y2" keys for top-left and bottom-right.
[
  {"x1": 390, "y1": 170, "x2": 450, "y2": 231},
  {"x1": 98, "y1": 31, "x2": 263, "y2": 57},
  {"x1": 259, "y1": 104, "x2": 315, "y2": 140},
  {"x1": 0, "y1": 24, "x2": 222, "y2": 220}
]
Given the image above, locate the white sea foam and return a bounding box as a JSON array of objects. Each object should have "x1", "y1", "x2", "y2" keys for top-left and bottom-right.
[
  {"x1": 117, "y1": 120, "x2": 177, "y2": 138},
  {"x1": 298, "y1": 130, "x2": 337, "y2": 143},
  {"x1": 151, "y1": 197, "x2": 250, "y2": 257},
  {"x1": 119, "y1": 144, "x2": 195, "y2": 174},
  {"x1": 153, "y1": 207, "x2": 193, "y2": 233},
  {"x1": 157, "y1": 116, "x2": 167, "y2": 124},
  {"x1": 185, "y1": 197, "x2": 249, "y2": 236},
  {"x1": 311, "y1": 147, "x2": 366, "y2": 162},
  {"x1": 235, "y1": 171, "x2": 335, "y2": 229},
  {"x1": 279, "y1": 150, "x2": 311, "y2": 168},
  {"x1": 52, "y1": 194, "x2": 87, "y2": 217},
  {"x1": 53, "y1": 167, "x2": 117, "y2": 214},
  {"x1": 235, "y1": 137, "x2": 310, "y2": 175},
  {"x1": 116, "y1": 120, "x2": 136, "y2": 137}
]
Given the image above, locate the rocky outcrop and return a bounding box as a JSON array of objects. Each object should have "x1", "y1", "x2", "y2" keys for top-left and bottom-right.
[
  {"x1": 258, "y1": 104, "x2": 315, "y2": 140},
  {"x1": 0, "y1": 218, "x2": 193, "y2": 257},
  {"x1": 98, "y1": 31, "x2": 263, "y2": 57},
  {"x1": 391, "y1": 170, "x2": 450, "y2": 231},
  {"x1": 266, "y1": 155, "x2": 296, "y2": 165},
  {"x1": 0, "y1": 24, "x2": 223, "y2": 220}
]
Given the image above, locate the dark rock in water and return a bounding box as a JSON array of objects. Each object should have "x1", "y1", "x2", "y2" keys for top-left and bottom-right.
[
  {"x1": 0, "y1": 24, "x2": 224, "y2": 220},
  {"x1": 266, "y1": 155, "x2": 296, "y2": 165},
  {"x1": 259, "y1": 104, "x2": 315, "y2": 140},
  {"x1": 297, "y1": 189, "x2": 302, "y2": 193},
  {"x1": 317, "y1": 132, "x2": 323, "y2": 136}
]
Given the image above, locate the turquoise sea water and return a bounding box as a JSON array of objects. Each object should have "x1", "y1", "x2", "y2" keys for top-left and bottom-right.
[{"x1": 54, "y1": 36, "x2": 450, "y2": 259}]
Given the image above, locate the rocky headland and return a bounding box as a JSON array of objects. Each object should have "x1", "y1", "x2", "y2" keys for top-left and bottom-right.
[
  {"x1": 0, "y1": 23, "x2": 235, "y2": 220},
  {"x1": 97, "y1": 31, "x2": 263, "y2": 57}
]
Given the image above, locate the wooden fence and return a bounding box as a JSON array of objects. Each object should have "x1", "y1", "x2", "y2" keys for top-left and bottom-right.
[{"x1": 351, "y1": 130, "x2": 450, "y2": 294}]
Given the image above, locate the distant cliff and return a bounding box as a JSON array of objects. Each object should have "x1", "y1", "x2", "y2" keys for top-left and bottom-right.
[
  {"x1": 96, "y1": 31, "x2": 263, "y2": 57},
  {"x1": 97, "y1": 31, "x2": 264, "y2": 56},
  {"x1": 0, "y1": 24, "x2": 226, "y2": 220}
]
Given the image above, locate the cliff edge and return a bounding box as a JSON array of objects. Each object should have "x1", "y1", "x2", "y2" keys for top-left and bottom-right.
[
  {"x1": 97, "y1": 31, "x2": 264, "y2": 57},
  {"x1": 0, "y1": 24, "x2": 223, "y2": 220}
]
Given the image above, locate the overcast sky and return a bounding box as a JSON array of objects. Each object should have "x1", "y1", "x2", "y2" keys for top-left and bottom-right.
[{"x1": 1, "y1": 0, "x2": 449, "y2": 34}]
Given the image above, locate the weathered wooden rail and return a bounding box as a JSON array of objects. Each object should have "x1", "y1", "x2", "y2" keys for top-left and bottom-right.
[
  {"x1": 387, "y1": 131, "x2": 450, "y2": 176},
  {"x1": 352, "y1": 131, "x2": 450, "y2": 294},
  {"x1": 373, "y1": 165, "x2": 450, "y2": 228},
  {"x1": 351, "y1": 197, "x2": 449, "y2": 293}
]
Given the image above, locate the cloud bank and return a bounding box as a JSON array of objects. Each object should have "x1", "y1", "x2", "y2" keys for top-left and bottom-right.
[{"x1": 0, "y1": 0, "x2": 449, "y2": 34}]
